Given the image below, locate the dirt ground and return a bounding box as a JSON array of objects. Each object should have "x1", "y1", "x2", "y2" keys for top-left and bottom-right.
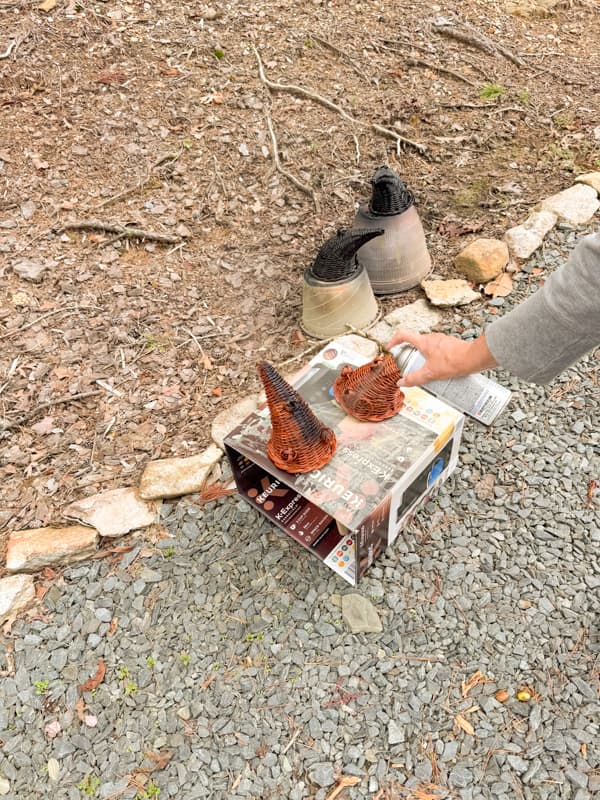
[{"x1": 1, "y1": 0, "x2": 599, "y2": 547}]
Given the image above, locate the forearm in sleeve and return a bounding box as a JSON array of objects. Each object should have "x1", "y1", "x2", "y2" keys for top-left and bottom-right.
[{"x1": 485, "y1": 232, "x2": 600, "y2": 384}]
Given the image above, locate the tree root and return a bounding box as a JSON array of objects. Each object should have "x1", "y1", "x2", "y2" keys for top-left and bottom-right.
[{"x1": 253, "y1": 45, "x2": 427, "y2": 157}]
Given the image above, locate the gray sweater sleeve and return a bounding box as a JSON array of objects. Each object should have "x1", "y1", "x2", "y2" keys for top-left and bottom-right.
[{"x1": 486, "y1": 231, "x2": 600, "y2": 384}]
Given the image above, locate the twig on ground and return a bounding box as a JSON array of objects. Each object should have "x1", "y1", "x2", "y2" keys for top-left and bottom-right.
[
  {"x1": 282, "y1": 728, "x2": 301, "y2": 755},
  {"x1": 310, "y1": 32, "x2": 368, "y2": 82},
  {"x1": 439, "y1": 102, "x2": 496, "y2": 110},
  {"x1": 432, "y1": 17, "x2": 524, "y2": 67},
  {"x1": 324, "y1": 776, "x2": 362, "y2": 800},
  {"x1": 406, "y1": 55, "x2": 477, "y2": 86},
  {"x1": 352, "y1": 133, "x2": 360, "y2": 166},
  {"x1": 0, "y1": 306, "x2": 99, "y2": 341},
  {"x1": 92, "y1": 151, "x2": 182, "y2": 210},
  {"x1": 253, "y1": 44, "x2": 427, "y2": 156},
  {"x1": 54, "y1": 220, "x2": 181, "y2": 244},
  {"x1": 2, "y1": 390, "x2": 102, "y2": 431},
  {"x1": 0, "y1": 39, "x2": 16, "y2": 59},
  {"x1": 264, "y1": 105, "x2": 320, "y2": 213},
  {"x1": 0, "y1": 31, "x2": 29, "y2": 59}
]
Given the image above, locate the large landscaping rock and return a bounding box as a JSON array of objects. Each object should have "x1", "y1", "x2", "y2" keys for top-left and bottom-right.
[
  {"x1": 64, "y1": 487, "x2": 160, "y2": 538},
  {"x1": 454, "y1": 238, "x2": 509, "y2": 283},
  {"x1": 139, "y1": 444, "x2": 223, "y2": 499},
  {"x1": 6, "y1": 525, "x2": 98, "y2": 573}
]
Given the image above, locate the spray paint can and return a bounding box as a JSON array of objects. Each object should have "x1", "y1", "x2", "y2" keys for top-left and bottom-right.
[{"x1": 391, "y1": 344, "x2": 511, "y2": 426}]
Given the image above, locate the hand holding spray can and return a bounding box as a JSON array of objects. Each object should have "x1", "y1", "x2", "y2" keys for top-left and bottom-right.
[{"x1": 391, "y1": 344, "x2": 511, "y2": 426}]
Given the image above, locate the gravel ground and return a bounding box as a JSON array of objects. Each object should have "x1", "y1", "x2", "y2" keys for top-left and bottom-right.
[{"x1": 1, "y1": 225, "x2": 599, "y2": 800}]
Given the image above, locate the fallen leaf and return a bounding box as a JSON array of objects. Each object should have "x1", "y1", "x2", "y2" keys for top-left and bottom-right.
[
  {"x1": 582, "y1": 742, "x2": 587, "y2": 759},
  {"x1": 454, "y1": 713, "x2": 475, "y2": 735},
  {"x1": 292, "y1": 328, "x2": 305, "y2": 344},
  {"x1": 41, "y1": 567, "x2": 58, "y2": 579},
  {"x1": 31, "y1": 416, "x2": 55, "y2": 435},
  {"x1": 484, "y1": 272, "x2": 513, "y2": 298},
  {"x1": 201, "y1": 352, "x2": 213, "y2": 370},
  {"x1": 31, "y1": 155, "x2": 49, "y2": 170},
  {"x1": 474, "y1": 475, "x2": 495, "y2": 502},
  {"x1": 412, "y1": 784, "x2": 447, "y2": 800},
  {"x1": 79, "y1": 658, "x2": 106, "y2": 693},
  {"x1": 495, "y1": 689, "x2": 509, "y2": 703},
  {"x1": 35, "y1": 582, "x2": 50, "y2": 600},
  {"x1": 95, "y1": 70, "x2": 128, "y2": 85},
  {"x1": 74, "y1": 696, "x2": 87, "y2": 722},
  {"x1": 38, "y1": 0, "x2": 56, "y2": 10},
  {"x1": 108, "y1": 617, "x2": 119, "y2": 636},
  {"x1": 211, "y1": 387, "x2": 222, "y2": 397},
  {"x1": 324, "y1": 775, "x2": 361, "y2": 800},
  {"x1": 461, "y1": 669, "x2": 489, "y2": 698},
  {"x1": 145, "y1": 750, "x2": 173, "y2": 771},
  {"x1": 255, "y1": 741, "x2": 268, "y2": 758},
  {"x1": 44, "y1": 720, "x2": 61, "y2": 739},
  {"x1": 195, "y1": 482, "x2": 237, "y2": 505}
]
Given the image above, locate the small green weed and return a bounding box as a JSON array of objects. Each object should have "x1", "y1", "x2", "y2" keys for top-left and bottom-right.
[
  {"x1": 124, "y1": 680, "x2": 138, "y2": 696},
  {"x1": 244, "y1": 631, "x2": 265, "y2": 643},
  {"x1": 136, "y1": 781, "x2": 161, "y2": 799},
  {"x1": 179, "y1": 653, "x2": 191, "y2": 667},
  {"x1": 77, "y1": 775, "x2": 100, "y2": 797},
  {"x1": 146, "y1": 656, "x2": 157, "y2": 669},
  {"x1": 214, "y1": 48, "x2": 225, "y2": 60},
  {"x1": 34, "y1": 680, "x2": 49, "y2": 695},
  {"x1": 479, "y1": 83, "x2": 504, "y2": 100},
  {"x1": 163, "y1": 545, "x2": 175, "y2": 558},
  {"x1": 117, "y1": 665, "x2": 130, "y2": 680},
  {"x1": 517, "y1": 89, "x2": 530, "y2": 105}
]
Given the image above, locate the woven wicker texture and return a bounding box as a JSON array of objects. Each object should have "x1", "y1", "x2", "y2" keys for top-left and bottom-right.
[
  {"x1": 333, "y1": 354, "x2": 405, "y2": 422},
  {"x1": 311, "y1": 228, "x2": 384, "y2": 282},
  {"x1": 369, "y1": 166, "x2": 414, "y2": 216},
  {"x1": 258, "y1": 361, "x2": 337, "y2": 474}
]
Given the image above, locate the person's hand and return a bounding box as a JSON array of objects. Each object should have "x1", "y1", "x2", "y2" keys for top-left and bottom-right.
[{"x1": 387, "y1": 327, "x2": 497, "y2": 387}]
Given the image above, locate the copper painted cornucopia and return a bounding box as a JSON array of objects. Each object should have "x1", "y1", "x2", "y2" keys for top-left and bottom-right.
[
  {"x1": 258, "y1": 361, "x2": 337, "y2": 474},
  {"x1": 333, "y1": 354, "x2": 405, "y2": 422}
]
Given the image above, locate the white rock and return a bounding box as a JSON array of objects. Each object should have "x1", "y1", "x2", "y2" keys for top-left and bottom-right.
[
  {"x1": 523, "y1": 209, "x2": 557, "y2": 237},
  {"x1": 384, "y1": 298, "x2": 443, "y2": 333},
  {"x1": 341, "y1": 593, "x2": 383, "y2": 633},
  {"x1": 538, "y1": 184, "x2": 600, "y2": 225},
  {"x1": 335, "y1": 334, "x2": 379, "y2": 360},
  {"x1": 6, "y1": 526, "x2": 98, "y2": 573},
  {"x1": 211, "y1": 394, "x2": 260, "y2": 449},
  {"x1": 0, "y1": 777, "x2": 9, "y2": 796},
  {"x1": 21, "y1": 201, "x2": 37, "y2": 220},
  {"x1": 365, "y1": 320, "x2": 393, "y2": 347},
  {"x1": 421, "y1": 279, "x2": 480, "y2": 307},
  {"x1": 12, "y1": 259, "x2": 48, "y2": 283},
  {"x1": 47, "y1": 758, "x2": 60, "y2": 782},
  {"x1": 0, "y1": 574, "x2": 36, "y2": 623},
  {"x1": 139, "y1": 444, "x2": 223, "y2": 499},
  {"x1": 64, "y1": 487, "x2": 160, "y2": 538},
  {"x1": 504, "y1": 226, "x2": 543, "y2": 260},
  {"x1": 574, "y1": 172, "x2": 600, "y2": 195}
]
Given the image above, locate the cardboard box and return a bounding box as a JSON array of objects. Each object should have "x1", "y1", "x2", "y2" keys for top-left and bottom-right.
[{"x1": 224, "y1": 342, "x2": 464, "y2": 585}]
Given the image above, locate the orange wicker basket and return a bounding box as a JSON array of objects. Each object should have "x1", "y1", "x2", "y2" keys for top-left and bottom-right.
[
  {"x1": 333, "y1": 354, "x2": 405, "y2": 422},
  {"x1": 258, "y1": 361, "x2": 337, "y2": 474}
]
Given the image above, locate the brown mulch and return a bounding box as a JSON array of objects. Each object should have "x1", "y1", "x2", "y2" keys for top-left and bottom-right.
[{"x1": 1, "y1": 0, "x2": 599, "y2": 558}]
